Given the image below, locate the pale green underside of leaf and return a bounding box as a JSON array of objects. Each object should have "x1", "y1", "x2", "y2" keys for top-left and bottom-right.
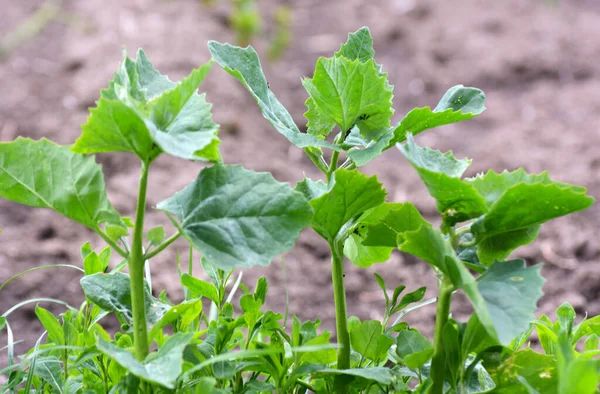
[
  {"x1": 157, "y1": 164, "x2": 313, "y2": 270},
  {"x1": 344, "y1": 233, "x2": 392, "y2": 268},
  {"x1": 310, "y1": 169, "x2": 386, "y2": 242},
  {"x1": 347, "y1": 85, "x2": 485, "y2": 167},
  {"x1": 76, "y1": 60, "x2": 220, "y2": 162},
  {"x1": 0, "y1": 138, "x2": 122, "y2": 230},
  {"x1": 208, "y1": 41, "x2": 339, "y2": 151},
  {"x1": 302, "y1": 56, "x2": 393, "y2": 140},
  {"x1": 97, "y1": 333, "x2": 193, "y2": 389},
  {"x1": 398, "y1": 135, "x2": 487, "y2": 224}
]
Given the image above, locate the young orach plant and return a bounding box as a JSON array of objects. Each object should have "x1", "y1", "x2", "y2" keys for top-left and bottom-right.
[{"x1": 0, "y1": 27, "x2": 596, "y2": 393}]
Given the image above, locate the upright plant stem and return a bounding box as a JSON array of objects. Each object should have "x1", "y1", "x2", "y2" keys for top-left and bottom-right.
[
  {"x1": 129, "y1": 161, "x2": 150, "y2": 360},
  {"x1": 331, "y1": 241, "x2": 350, "y2": 392},
  {"x1": 430, "y1": 277, "x2": 454, "y2": 394}
]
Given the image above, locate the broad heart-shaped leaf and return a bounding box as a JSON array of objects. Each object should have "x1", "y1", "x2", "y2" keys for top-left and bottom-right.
[
  {"x1": 0, "y1": 138, "x2": 122, "y2": 230},
  {"x1": 470, "y1": 178, "x2": 594, "y2": 239},
  {"x1": 302, "y1": 56, "x2": 393, "y2": 140},
  {"x1": 208, "y1": 41, "x2": 339, "y2": 151},
  {"x1": 350, "y1": 320, "x2": 394, "y2": 361},
  {"x1": 80, "y1": 272, "x2": 169, "y2": 325},
  {"x1": 398, "y1": 134, "x2": 487, "y2": 225},
  {"x1": 310, "y1": 169, "x2": 386, "y2": 242},
  {"x1": 157, "y1": 164, "x2": 313, "y2": 270},
  {"x1": 472, "y1": 260, "x2": 545, "y2": 345},
  {"x1": 97, "y1": 333, "x2": 193, "y2": 389},
  {"x1": 146, "y1": 63, "x2": 221, "y2": 162},
  {"x1": 391, "y1": 85, "x2": 486, "y2": 145}
]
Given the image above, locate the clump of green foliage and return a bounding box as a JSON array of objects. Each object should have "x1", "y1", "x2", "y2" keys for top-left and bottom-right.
[{"x1": 0, "y1": 27, "x2": 596, "y2": 394}]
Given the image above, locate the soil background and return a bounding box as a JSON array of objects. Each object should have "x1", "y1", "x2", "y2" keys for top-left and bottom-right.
[{"x1": 1, "y1": 0, "x2": 600, "y2": 374}]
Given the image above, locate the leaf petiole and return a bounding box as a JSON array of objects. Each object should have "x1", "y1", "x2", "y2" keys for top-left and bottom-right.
[{"x1": 144, "y1": 232, "x2": 182, "y2": 260}]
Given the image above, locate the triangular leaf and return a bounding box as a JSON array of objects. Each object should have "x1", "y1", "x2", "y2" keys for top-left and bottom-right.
[
  {"x1": 335, "y1": 27, "x2": 375, "y2": 63},
  {"x1": 302, "y1": 56, "x2": 393, "y2": 140},
  {"x1": 157, "y1": 164, "x2": 313, "y2": 270},
  {"x1": 0, "y1": 138, "x2": 123, "y2": 230}
]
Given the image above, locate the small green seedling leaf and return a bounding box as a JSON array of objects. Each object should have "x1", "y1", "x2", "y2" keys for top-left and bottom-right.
[
  {"x1": 391, "y1": 286, "x2": 427, "y2": 315},
  {"x1": 157, "y1": 164, "x2": 313, "y2": 270},
  {"x1": 34, "y1": 306, "x2": 64, "y2": 346},
  {"x1": 302, "y1": 56, "x2": 393, "y2": 140},
  {"x1": 146, "y1": 226, "x2": 166, "y2": 246},
  {"x1": 398, "y1": 134, "x2": 487, "y2": 224},
  {"x1": 396, "y1": 329, "x2": 434, "y2": 370},
  {"x1": 0, "y1": 138, "x2": 123, "y2": 230},
  {"x1": 310, "y1": 169, "x2": 386, "y2": 242},
  {"x1": 208, "y1": 41, "x2": 339, "y2": 151},
  {"x1": 314, "y1": 367, "x2": 394, "y2": 385},
  {"x1": 33, "y1": 357, "x2": 64, "y2": 392},
  {"x1": 491, "y1": 350, "x2": 557, "y2": 394},
  {"x1": 97, "y1": 333, "x2": 193, "y2": 389},
  {"x1": 335, "y1": 27, "x2": 375, "y2": 63},
  {"x1": 83, "y1": 251, "x2": 107, "y2": 275},
  {"x1": 350, "y1": 320, "x2": 393, "y2": 361},
  {"x1": 180, "y1": 274, "x2": 220, "y2": 305}
]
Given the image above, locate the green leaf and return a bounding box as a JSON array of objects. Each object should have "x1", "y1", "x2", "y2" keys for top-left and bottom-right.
[
  {"x1": 35, "y1": 306, "x2": 64, "y2": 346},
  {"x1": 474, "y1": 260, "x2": 545, "y2": 344},
  {"x1": 0, "y1": 317, "x2": 5, "y2": 333},
  {"x1": 208, "y1": 41, "x2": 339, "y2": 151},
  {"x1": 0, "y1": 138, "x2": 123, "y2": 230},
  {"x1": 149, "y1": 299, "x2": 203, "y2": 342},
  {"x1": 33, "y1": 357, "x2": 64, "y2": 393},
  {"x1": 316, "y1": 367, "x2": 393, "y2": 385},
  {"x1": 296, "y1": 331, "x2": 336, "y2": 364},
  {"x1": 461, "y1": 315, "x2": 498, "y2": 359},
  {"x1": 346, "y1": 131, "x2": 394, "y2": 167},
  {"x1": 310, "y1": 169, "x2": 386, "y2": 241},
  {"x1": 350, "y1": 320, "x2": 393, "y2": 361},
  {"x1": 304, "y1": 97, "x2": 336, "y2": 138},
  {"x1": 80, "y1": 272, "x2": 169, "y2": 324},
  {"x1": 295, "y1": 177, "x2": 328, "y2": 201},
  {"x1": 476, "y1": 226, "x2": 541, "y2": 266},
  {"x1": 157, "y1": 164, "x2": 313, "y2": 270},
  {"x1": 443, "y1": 322, "x2": 461, "y2": 386},
  {"x1": 396, "y1": 329, "x2": 433, "y2": 369},
  {"x1": 391, "y1": 286, "x2": 427, "y2": 314},
  {"x1": 83, "y1": 251, "x2": 106, "y2": 275},
  {"x1": 470, "y1": 180, "x2": 594, "y2": 240},
  {"x1": 391, "y1": 85, "x2": 486, "y2": 145},
  {"x1": 73, "y1": 99, "x2": 155, "y2": 160},
  {"x1": 146, "y1": 226, "x2": 166, "y2": 246},
  {"x1": 361, "y1": 202, "x2": 429, "y2": 248},
  {"x1": 146, "y1": 63, "x2": 221, "y2": 162},
  {"x1": 463, "y1": 360, "x2": 496, "y2": 393},
  {"x1": 180, "y1": 274, "x2": 220, "y2": 305},
  {"x1": 97, "y1": 333, "x2": 193, "y2": 389},
  {"x1": 398, "y1": 134, "x2": 487, "y2": 224},
  {"x1": 335, "y1": 27, "x2": 375, "y2": 63},
  {"x1": 302, "y1": 56, "x2": 393, "y2": 140},
  {"x1": 490, "y1": 350, "x2": 557, "y2": 394},
  {"x1": 343, "y1": 233, "x2": 392, "y2": 268}
]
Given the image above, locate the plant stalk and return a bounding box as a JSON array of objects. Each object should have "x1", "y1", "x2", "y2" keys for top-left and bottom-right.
[
  {"x1": 331, "y1": 241, "x2": 350, "y2": 392},
  {"x1": 129, "y1": 162, "x2": 150, "y2": 360},
  {"x1": 430, "y1": 277, "x2": 454, "y2": 394}
]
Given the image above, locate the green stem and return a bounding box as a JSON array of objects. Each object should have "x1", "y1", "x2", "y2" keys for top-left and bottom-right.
[
  {"x1": 129, "y1": 162, "x2": 150, "y2": 360},
  {"x1": 144, "y1": 232, "x2": 181, "y2": 260},
  {"x1": 303, "y1": 147, "x2": 329, "y2": 174},
  {"x1": 327, "y1": 149, "x2": 341, "y2": 183},
  {"x1": 330, "y1": 241, "x2": 350, "y2": 392},
  {"x1": 96, "y1": 229, "x2": 128, "y2": 258},
  {"x1": 430, "y1": 277, "x2": 454, "y2": 394}
]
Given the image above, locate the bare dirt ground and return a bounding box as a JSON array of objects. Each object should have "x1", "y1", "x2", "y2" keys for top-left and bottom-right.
[{"x1": 1, "y1": 0, "x2": 599, "y2": 368}]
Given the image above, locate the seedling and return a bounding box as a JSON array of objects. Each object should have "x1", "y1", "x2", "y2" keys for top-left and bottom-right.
[{"x1": 0, "y1": 27, "x2": 595, "y2": 394}]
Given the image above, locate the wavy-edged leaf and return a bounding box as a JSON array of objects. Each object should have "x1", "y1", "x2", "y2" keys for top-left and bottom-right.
[
  {"x1": 97, "y1": 333, "x2": 193, "y2": 389},
  {"x1": 398, "y1": 134, "x2": 487, "y2": 224},
  {"x1": 310, "y1": 169, "x2": 386, "y2": 242},
  {"x1": 208, "y1": 42, "x2": 339, "y2": 151},
  {"x1": 0, "y1": 138, "x2": 122, "y2": 230},
  {"x1": 302, "y1": 56, "x2": 393, "y2": 140},
  {"x1": 335, "y1": 27, "x2": 375, "y2": 63},
  {"x1": 146, "y1": 62, "x2": 220, "y2": 161},
  {"x1": 157, "y1": 164, "x2": 313, "y2": 270},
  {"x1": 304, "y1": 97, "x2": 336, "y2": 138},
  {"x1": 391, "y1": 85, "x2": 486, "y2": 145}
]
